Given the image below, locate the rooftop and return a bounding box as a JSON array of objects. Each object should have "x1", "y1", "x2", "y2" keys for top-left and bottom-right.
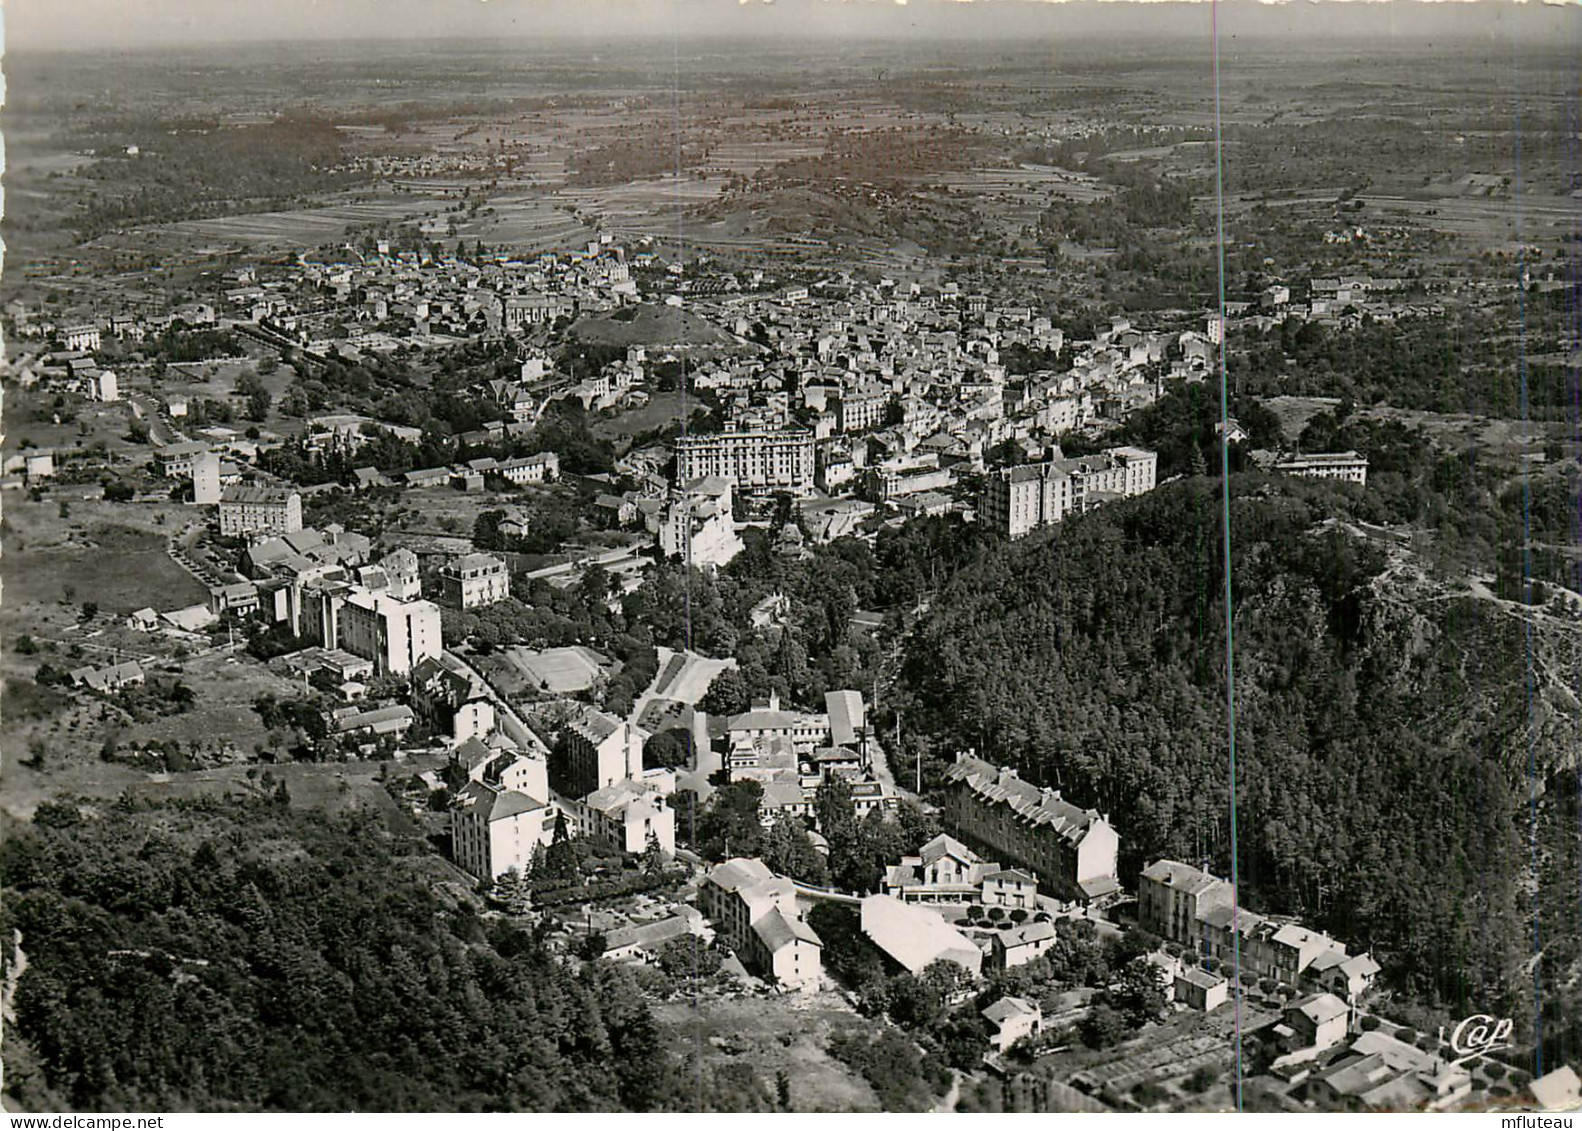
[
  {"x1": 220, "y1": 484, "x2": 297, "y2": 506},
  {"x1": 706, "y1": 857, "x2": 776, "y2": 895},
  {"x1": 945, "y1": 755, "x2": 1107, "y2": 846},
  {"x1": 860, "y1": 894, "x2": 981, "y2": 975},
  {"x1": 1141, "y1": 859, "x2": 1227, "y2": 896},
  {"x1": 982, "y1": 996, "x2": 1040, "y2": 1026}
]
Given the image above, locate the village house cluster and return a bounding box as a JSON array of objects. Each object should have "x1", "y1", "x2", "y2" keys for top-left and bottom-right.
[
  {"x1": 720, "y1": 689, "x2": 898, "y2": 826},
  {"x1": 6, "y1": 188, "x2": 1505, "y2": 1114}
]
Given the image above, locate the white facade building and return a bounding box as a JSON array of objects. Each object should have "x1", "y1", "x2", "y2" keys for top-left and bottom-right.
[{"x1": 340, "y1": 590, "x2": 443, "y2": 676}]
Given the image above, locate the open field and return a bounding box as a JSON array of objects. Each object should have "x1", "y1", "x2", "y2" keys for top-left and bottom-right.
[
  {"x1": 652, "y1": 993, "x2": 883, "y2": 1113},
  {"x1": 589, "y1": 391, "x2": 711, "y2": 448},
  {"x1": 1, "y1": 385, "x2": 149, "y2": 460},
  {"x1": 159, "y1": 354, "x2": 300, "y2": 406},
  {"x1": 373, "y1": 484, "x2": 543, "y2": 539},
  {"x1": 1, "y1": 499, "x2": 209, "y2": 614},
  {"x1": 451, "y1": 195, "x2": 595, "y2": 249},
  {"x1": 571, "y1": 303, "x2": 745, "y2": 349},
  {"x1": 935, "y1": 164, "x2": 1114, "y2": 204},
  {"x1": 0, "y1": 738, "x2": 446, "y2": 830},
  {"x1": 119, "y1": 649, "x2": 306, "y2": 750},
  {"x1": 1264, "y1": 395, "x2": 1579, "y2": 459},
  {"x1": 154, "y1": 195, "x2": 442, "y2": 247}
]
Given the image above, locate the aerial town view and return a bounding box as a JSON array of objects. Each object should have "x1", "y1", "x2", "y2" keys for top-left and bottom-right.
[{"x1": 0, "y1": 0, "x2": 1579, "y2": 1119}]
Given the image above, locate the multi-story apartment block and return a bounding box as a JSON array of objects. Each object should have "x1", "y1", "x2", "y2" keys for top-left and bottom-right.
[
  {"x1": 551, "y1": 707, "x2": 646, "y2": 800},
  {"x1": 411, "y1": 654, "x2": 496, "y2": 744},
  {"x1": 580, "y1": 780, "x2": 676, "y2": 855},
  {"x1": 62, "y1": 324, "x2": 101, "y2": 352},
  {"x1": 941, "y1": 752, "x2": 1120, "y2": 903},
  {"x1": 674, "y1": 424, "x2": 815, "y2": 496},
  {"x1": 834, "y1": 387, "x2": 889, "y2": 434},
  {"x1": 497, "y1": 451, "x2": 559, "y2": 484},
  {"x1": 817, "y1": 447, "x2": 858, "y2": 493},
  {"x1": 219, "y1": 486, "x2": 303, "y2": 537},
  {"x1": 726, "y1": 691, "x2": 830, "y2": 756},
  {"x1": 504, "y1": 293, "x2": 571, "y2": 329},
  {"x1": 980, "y1": 459, "x2": 1074, "y2": 539},
  {"x1": 657, "y1": 475, "x2": 742, "y2": 569},
  {"x1": 865, "y1": 461, "x2": 955, "y2": 503},
  {"x1": 700, "y1": 858, "x2": 823, "y2": 991},
  {"x1": 81, "y1": 368, "x2": 118, "y2": 402},
  {"x1": 373, "y1": 548, "x2": 422, "y2": 601},
  {"x1": 979, "y1": 446, "x2": 1157, "y2": 539},
  {"x1": 155, "y1": 440, "x2": 214, "y2": 479},
  {"x1": 1138, "y1": 859, "x2": 1236, "y2": 947},
  {"x1": 451, "y1": 780, "x2": 554, "y2": 881},
  {"x1": 1140, "y1": 856, "x2": 1377, "y2": 998},
  {"x1": 438, "y1": 553, "x2": 510, "y2": 609},
  {"x1": 192, "y1": 450, "x2": 222, "y2": 505},
  {"x1": 340, "y1": 590, "x2": 442, "y2": 676},
  {"x1": 1109, "y1": 445, "x2": 1159, "y2": 496},
  {"x1": 1274, "y1": 451, "x2": 1369, "y2": 486}
]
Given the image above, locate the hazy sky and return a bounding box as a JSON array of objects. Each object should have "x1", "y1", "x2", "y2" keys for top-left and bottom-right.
[{"x1": 4, "y1": 0, "x2": 1576, "y2": 51}]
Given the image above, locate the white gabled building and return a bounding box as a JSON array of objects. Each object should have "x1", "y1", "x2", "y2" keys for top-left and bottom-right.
[
  {"x1": 860, "y1": 893, "x2": 983, "y2": 976},
  {"x1": 451, "y1": 780, "x2": 555, "y2": 882},
  {"x1": 983, "y1": 995, "x2": 1043, "y2": 1052},
  {"x1": 579, "y1": 779, "x2": 676, "y2": 855},
  {"x1": 498, "y1": 451, "x2": 559, "y2": 484},
  {"x1": 698, "y1": 858, "x2": 823, "y2": 991}
]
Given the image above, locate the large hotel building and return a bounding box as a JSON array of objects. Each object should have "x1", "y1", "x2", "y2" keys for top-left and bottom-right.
[
  {"x1": 980, "y1": 445, "x2": 1157, "y2": 539},
  {"x1": 674, "y1": 424, "x2": 816, "y2": 496}
]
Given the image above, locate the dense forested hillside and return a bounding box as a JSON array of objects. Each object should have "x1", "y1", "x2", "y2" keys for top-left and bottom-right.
[
  {"x1": 0, "y1": 799, "x2": 738, "y2": 1112},
  {"x1": 894, "y1": 474, "x2": 1580, "y2": 1030}
]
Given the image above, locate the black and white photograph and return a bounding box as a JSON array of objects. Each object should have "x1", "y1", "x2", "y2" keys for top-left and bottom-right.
[{"x1": 0, "y1": 0, "x2": 1579, "y2": 1118}]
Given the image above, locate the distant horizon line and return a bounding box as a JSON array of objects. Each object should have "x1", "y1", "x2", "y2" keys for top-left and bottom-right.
[
  {"x1": 9, "y1": 28, "x2": 1578, "y2": 58},
  {"x1": 5, "y1": 0, "x2": 1577, "y2": 55}
]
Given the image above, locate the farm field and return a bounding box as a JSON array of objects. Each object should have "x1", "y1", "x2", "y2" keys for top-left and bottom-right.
[
  {"x1": 934, "y1": 164, "x2": 1114, "y2": 204},
  {"x1": 451, "y1": 194, "x2": 595, "y2": 249},
  {"x1": 553, "y1": 173, "x2": 736, "y2": 227},
  {"x1": 153, "y1": 195, "x2": 442, "y2": 247},
  {"x1": 1040, "y1": 1000, "x2": 1282, "y2": 1111}
]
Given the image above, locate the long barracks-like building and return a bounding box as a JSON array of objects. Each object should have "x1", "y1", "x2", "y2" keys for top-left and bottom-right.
[{"x1": 941, "y1": 752, "x2": 1121, "y2": 904}]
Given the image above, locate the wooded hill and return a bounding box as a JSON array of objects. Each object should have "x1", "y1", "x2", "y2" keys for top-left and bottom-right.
[
  {"x1": 0, "y1": 798, "x2": 750, "y2": 1112},
  {"x1": 894, "y1": 473, "x2": 1579, "y2": 1036}
]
